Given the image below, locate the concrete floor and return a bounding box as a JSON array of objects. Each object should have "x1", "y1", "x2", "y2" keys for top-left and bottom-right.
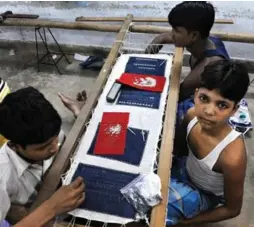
[
  {"x1": 1, "y1": 48, "x2": 254, "y2": 226},
  {"x1": 0, "y1": 48, "x2": 98, "y2": 134}
]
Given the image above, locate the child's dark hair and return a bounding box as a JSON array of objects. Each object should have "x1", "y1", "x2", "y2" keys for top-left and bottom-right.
[
  {"x1": 200, "y1": 60, "x2": 249, "y2": 103},
  {"x1": 168, "y1": 1, "x2": 215, "y2": 38},
  {"x1": 0, "y1": 86, "x2": 61, "y2": 148}
]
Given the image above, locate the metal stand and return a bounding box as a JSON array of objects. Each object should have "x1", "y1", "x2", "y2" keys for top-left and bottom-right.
[{"x1": 35, "y1": 27, "x2": 70, "y2": 75}]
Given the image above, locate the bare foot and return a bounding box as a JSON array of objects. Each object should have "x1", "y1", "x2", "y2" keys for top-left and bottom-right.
[
  {"x1": 58, "y1": 92, "x2": 86, "y2": 118},
  {"x1": 76, "y1": 90, "x2": 87, "y2": 102}
]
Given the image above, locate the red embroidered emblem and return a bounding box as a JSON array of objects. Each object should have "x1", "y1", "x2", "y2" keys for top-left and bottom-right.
[{"x1": 117, "y1": 73, "x2": 166, "y2": 92}]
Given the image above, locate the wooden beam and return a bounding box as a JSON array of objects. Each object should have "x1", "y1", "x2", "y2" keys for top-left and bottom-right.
[
  {"x1": 30, "y1": 14, "x2": 133, "y2": 212},
  {"x1": 1, "y1": 19, "x2": 254, "y2": 43},
  {"x1": 130, "y1": 25, "x2": 254, "y2": 43},
  {"x1": 150, "y1": 47, "x2": 184, "y2": 227},
  {"x1": 76, "y1": 16, "x2": 234, "y2": 24},
  {"x1": 1, "y1": 18, "x2": 122, "y2": 32}
]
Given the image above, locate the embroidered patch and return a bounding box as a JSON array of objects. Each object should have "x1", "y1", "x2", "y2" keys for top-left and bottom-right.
[
  {"x1": 125, "y1": 57, "x2": 166, "y2": 76},
  {"x1": 94, "y1": 112, "x2": 129, "y2": 155},
  {"x1": 88, "y1": 125, "x2": 149, "y2": 166},
  {"x1": 117, "y1": 88, "x2": 162, "y2": 109},
  {"x1": 117, "y1": 73, "x2": 166, "y2": 92}
]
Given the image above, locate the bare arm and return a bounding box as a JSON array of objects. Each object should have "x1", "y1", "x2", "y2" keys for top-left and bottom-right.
[
  {"x1": 13, "y1": 177, "x2": 85, "y2": 227},
  {"x1": 145, "y1": 32, "x2": 173, "y2": 54},
  {"x1": 179, "y1": 56, "x2": 222, "y2": 102},
  {"x1": 180, "y1": 137, "x2": 247, "y2": 225}
]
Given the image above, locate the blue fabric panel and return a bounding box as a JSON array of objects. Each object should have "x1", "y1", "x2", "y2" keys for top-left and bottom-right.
[
  {"x1": 125, "y1": 57, "x2": 166, "y2": 76},
  {"x1": 87, "y1": 125, "x2": 148, "y2": 166},
  {"x1": 71, "y1": 163, "x2": 139, "y2": 219},
  {"x1": 117, "y1": 87, "x2": 161, "y2": 109}
]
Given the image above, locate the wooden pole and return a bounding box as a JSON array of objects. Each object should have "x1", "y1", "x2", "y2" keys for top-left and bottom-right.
[
  {"x1": 130, "y1": 25, "x2": 254, "y2": 43},
  {"x1": 76, "y1": 16, "x2": 234, "y2": 24},
  {"x1": 30, "y1": 14, "x2": 133, "y2": 212},
  {"x1": 2, "y1": 18, "x2": 122, "y2": 32},
  {"x1": 150, "y1": 47, "x2": 184, "y2": 227},
  {"x1": 1, "y1": 18, "x2": 254, "y2": 43}
]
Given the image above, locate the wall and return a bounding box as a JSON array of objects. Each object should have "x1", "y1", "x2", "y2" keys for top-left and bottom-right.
[{"x1": 1, "y1": 1, "x2": 254, "y2": 59}]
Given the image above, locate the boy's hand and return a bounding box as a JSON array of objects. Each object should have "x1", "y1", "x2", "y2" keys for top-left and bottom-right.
[
  {"x1": 145, "y1": 41, "x2": 163, "y2": 54},
  {"x1": 47, "y1": 177, "x2": 85, "y2": 216},
  {"x1": 145, "y1": 33, "x2": 173, "y2": 54}
]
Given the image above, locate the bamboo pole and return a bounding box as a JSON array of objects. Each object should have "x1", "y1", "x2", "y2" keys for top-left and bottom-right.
[
  {"x1": 30, "y1": 14, "x2": 133, "y2": 213},
  {"x1": 76, "y1": 16, "x2": 234, "y2": 24},
  {"x1": 1, "y1": 18, "x2": 254, "y2": 43},
  {"x1": 150, "y1": 47, "x2": 184, "y2": 227},
  {"x1": 130, "y1": 25, "x2": 254, "y2": 43},
  {"x1": 2, "y1": 18, "x2": 121, "y2": 32}
]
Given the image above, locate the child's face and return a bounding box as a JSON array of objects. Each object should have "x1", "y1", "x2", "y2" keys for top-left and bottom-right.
[
  {"x1": 16, "y1": 135, "x2": 59, "y2": 162},
  {"x1": 171, "y1": 26, "x2": 197, "y2": 47},
  {"x1": 194, "y1": 88, "x2": 238, "y2": 130}
]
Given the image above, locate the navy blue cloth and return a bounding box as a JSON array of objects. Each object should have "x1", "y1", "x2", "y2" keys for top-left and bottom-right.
[
  {"x1": 72, "y1": 163, "x2": 138, "y2": 219},
  {"x1": 117, "y1": 87, "x2": 162, "y2": 109},
  {"x1": 88, "y1": 125, "x2": 148, "y2": 166},
  {"x1": 125, "y1": 57, "x2": 166, "y2": 76}
]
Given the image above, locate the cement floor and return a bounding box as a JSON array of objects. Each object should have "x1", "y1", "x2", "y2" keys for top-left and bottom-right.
[{"x1": 1, "y1": 48, "x2": 253, "y2": 227}]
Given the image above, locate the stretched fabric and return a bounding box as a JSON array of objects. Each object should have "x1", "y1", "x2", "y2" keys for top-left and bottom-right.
[
  {"x1": 88, "y1": 125, "x2": 148, "y2": 166},
  {"x1": 94, "y1": 112, "x2": 129, "y2": 155},
  {"x1": 71, "y1": 163, "x2": 138, "y2": 219},
  {"x1": 125, "y1": 57, "x2": 166, "y2": 76},
  {"x1": 117, "y1": 56, "x2": 167, "y2": 109},
  {"x1": 63, "y1": 54, "x2": 173, "y2": 224},
  {"x1": 117, "y1": 88, "x2": 162, "y2": 109}
]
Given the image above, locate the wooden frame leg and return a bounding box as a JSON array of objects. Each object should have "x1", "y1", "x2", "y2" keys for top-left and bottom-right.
[{"x1": 150, "y1": 47, "x2": 184, "y2": 227}]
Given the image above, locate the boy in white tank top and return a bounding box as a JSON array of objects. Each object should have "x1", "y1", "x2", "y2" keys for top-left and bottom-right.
[{"x1": 167, "y1": 60, "x2": 249, "y2": 226}]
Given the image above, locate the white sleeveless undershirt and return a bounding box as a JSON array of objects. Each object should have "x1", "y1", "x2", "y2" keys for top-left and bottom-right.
[{"x1": 186, "y1": 117, "x2": 242, "y2": 197}]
